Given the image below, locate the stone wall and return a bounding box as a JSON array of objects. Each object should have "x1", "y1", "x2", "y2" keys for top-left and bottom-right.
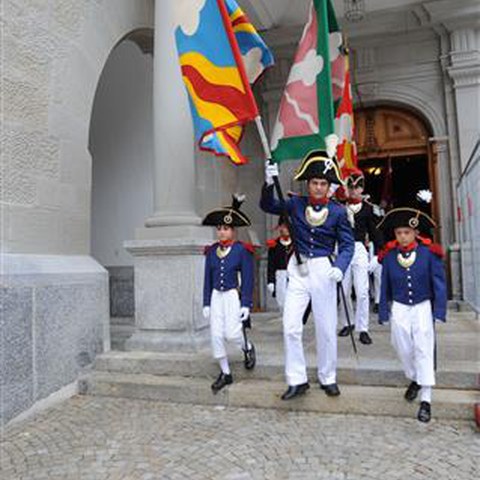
[{"x1": 1, "y1": 0, "x2": 154, "y2": 424}]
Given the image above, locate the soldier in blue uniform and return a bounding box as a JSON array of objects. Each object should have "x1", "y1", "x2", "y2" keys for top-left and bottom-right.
[
  {"x1": 260, "y1": 147, "x2": 354, "y2": 400},
  {"x1": 377, "y1": 192, "x2": 447, "y2": 422},
  {"x1": 202, "y1": 195, "x2": 256, "y2": 394}
]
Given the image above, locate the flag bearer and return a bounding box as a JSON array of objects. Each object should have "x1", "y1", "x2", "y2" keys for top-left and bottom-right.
[
  {"x1": 338, "y1": 169, "x2": 382, "y2": 345},
  {"x1": 260, "y1": 139, "x2": 354, "y2": 400},
  {"x1": 266, "y1": 215, "x2": 292, "y2": 310},
  {"x1": 202, "y1": 195, "x2": 256, "y2": 394},
  {"x1": 377, "y1": 191, "x2": 447, "y2": 422}
]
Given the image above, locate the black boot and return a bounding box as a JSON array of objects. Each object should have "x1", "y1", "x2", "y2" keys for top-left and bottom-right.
[
  {"x1": 320, "y1": 383, "x2": 341, "y2": 397},
  {"x1": 417, "y1": 401, "x2": 431, "y2": 423},
  {"x1": 373, "y1": 303, "x2": 379, "y2": 314},
  {"x1": 338, "y1": 325, "x2": 355, "y2": 337},
  {"x1": 359, "y1": 332, "x2": 372, "y2": 345},
  {"x1": 243, "y1": 343, "x2": 256, "y2": 370},
  {"x1": 211, "y1": 372, "x2": 233, "y2": 394},
  {"x1": 404, "y1": 381, "x2": 421, "y2": 402},
  {"x1": 281, "y1": 383, "x2": 310, "y2": 400}
]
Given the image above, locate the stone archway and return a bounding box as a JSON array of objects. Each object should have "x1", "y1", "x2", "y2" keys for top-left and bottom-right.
[{"x1": 354, "y1": 106, "x2": 440, "y2": 239}]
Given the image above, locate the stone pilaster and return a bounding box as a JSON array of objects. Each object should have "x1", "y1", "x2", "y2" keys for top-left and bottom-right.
[{"x1": 125, "y1": 0, "x2": 212, "y2": 352}]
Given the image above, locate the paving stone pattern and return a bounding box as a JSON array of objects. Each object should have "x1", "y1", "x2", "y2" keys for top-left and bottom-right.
[{"x1": 1, "y1": 396, "x2": 478, "y2": 480}]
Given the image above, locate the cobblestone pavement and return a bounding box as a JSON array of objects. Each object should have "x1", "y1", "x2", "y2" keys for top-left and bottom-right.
[{"x1": 0, "y1": 396, "x2": 478, "y2": 480}]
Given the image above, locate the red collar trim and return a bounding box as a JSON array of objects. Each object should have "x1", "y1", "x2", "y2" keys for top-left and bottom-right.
[
  {"x1": 399, "y1": 241, "x2": 418, "y2": 253},
  {"x1": 347, "y1": 198, "x2": 363, "y2": 205},
  {"x1": 219, "y1": 240, "x2": 235, "y2": 248},
  {"x1": 309, "y1": 196, "x2": 329, "y2": 206}
]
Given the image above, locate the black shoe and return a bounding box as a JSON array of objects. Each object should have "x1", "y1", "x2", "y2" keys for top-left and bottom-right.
[
  {"x1": 281, "y1": 383, "x2": 310, "y2": 400},
  {"x1": 338, "y1": 325, "x2": 355, "y2": 337},
  {"x1": 320, "y1": 383, "x2": 341, "y2": 397},
  {"x1": 211, "y1": 372, "x2": 233, "y2": 394},
  {"x1": 404, "y1": 381, "x2": 421, "y2": 402},
  {"x1": 417, "y1": 401, "x2": 431, "y2": 423},
  {"x1": 243, "y1": 343, "x2": 256, "y2": 370},
  {"x1": 373, "y1": 303, "x2": 379, "y2": 314},
  {"x1": 359, "y1": 332, "x2": 372, "y2": 345}
]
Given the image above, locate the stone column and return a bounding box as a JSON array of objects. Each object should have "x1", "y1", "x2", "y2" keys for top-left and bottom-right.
[
  {"x1": 125, "y1": 0, "x2": 213, "y2": 352},
  {"x1": 447, "y1": 28, "x2": 480, "y2": 170},
  {"x1": 144, "y1": 0, "x2": 199, "y2": 229}
]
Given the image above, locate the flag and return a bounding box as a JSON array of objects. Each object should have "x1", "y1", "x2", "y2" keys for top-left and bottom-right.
[
  {"x1": 334, "y1": 51, "x2": 358, "y2": 174},
  {"x1": 271, "y1": 0, "x2": 351, "y2": 163},
  {"x1": 174, "y1": 0, "x2": 274, "y2": 165}
]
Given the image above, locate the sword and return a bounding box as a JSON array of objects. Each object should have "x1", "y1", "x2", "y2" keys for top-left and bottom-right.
[
  {"x1": 328, "y1": 256, "x2": 357, "y2": 356},
  {"x1": 337, "y1": 280, "x2": 358, "y2": 355}
]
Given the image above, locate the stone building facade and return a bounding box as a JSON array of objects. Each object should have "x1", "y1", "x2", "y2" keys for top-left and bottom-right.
[{"x1": 1, "y1": 0, "x2": 479, "y2": 424}]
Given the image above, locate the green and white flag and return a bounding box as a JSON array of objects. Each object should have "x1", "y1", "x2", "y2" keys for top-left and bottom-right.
[{"x1": 270, "y1": 0, "x2": 345, "y2": 162}]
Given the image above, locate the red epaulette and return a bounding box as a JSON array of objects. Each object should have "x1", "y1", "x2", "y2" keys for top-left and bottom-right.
[
  {"x1": 240, "y1": 241, "x2": 257, "y2": 254},
  {"x1": 428, "y1": 243, "x2": 445, "y2": 258},
  {"x1": 378, "y1": 240, "x2": 398, "y2": 264},
  {"x1": 203, "y1": 243, "x2": 216, "y2": 255},
  {"x1": 417, "y1": 235, "x2": 432, "y2": 246},
  {"x1": 266, "y1": 238, "x2": 278, "y2": 249}
]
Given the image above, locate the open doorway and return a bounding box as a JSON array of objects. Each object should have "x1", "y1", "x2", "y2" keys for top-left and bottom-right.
[
  {"x1": 355, "y1": 106, "x2": 438, "y2": 226},
  {"x1": 361, "y1": 154, "x2": 432, "y2": 217}
]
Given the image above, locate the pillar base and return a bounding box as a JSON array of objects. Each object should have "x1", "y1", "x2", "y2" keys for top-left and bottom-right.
[{"x1": 124, "y1": 231, "x2": 214, "y2": 353}]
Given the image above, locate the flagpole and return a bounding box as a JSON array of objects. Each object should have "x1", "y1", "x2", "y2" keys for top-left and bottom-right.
[{"x1": 254, "y1": 116, "x2": 304, "y2": 267}]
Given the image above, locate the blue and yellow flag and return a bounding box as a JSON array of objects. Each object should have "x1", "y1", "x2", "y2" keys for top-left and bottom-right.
[{"x1": 175, "y1": 0, "x2": 274, "y2": 165}]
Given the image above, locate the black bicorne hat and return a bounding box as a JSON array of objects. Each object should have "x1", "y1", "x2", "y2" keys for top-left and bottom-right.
[
  {"x1": 376, "y1": 190, "x2": 436, "y2": 239},
  {"x1": 202, "y1": 194, "x2": 251, "y2": 227},
  {"x1": 346, "y1": 169, "x2": 365, "y2": 190},
  {"x1": 293, "y1": 150, "x2": 343, "y2": 184}
]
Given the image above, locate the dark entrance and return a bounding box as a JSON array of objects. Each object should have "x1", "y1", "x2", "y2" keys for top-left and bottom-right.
[{"x1": 361, "y1": 154, "x2": 432, "y2": 216}]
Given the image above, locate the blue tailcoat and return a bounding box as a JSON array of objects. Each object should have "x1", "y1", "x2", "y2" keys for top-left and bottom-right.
[
  {"x1": 260, "y1": 185, "x2": 354, "y2": 273},
  {"x1": 379, "y1": 244, "x2": 447, "y2": 323},
  {"x1": 203, "y1": 242, "x2": 254, "y2": 308}
]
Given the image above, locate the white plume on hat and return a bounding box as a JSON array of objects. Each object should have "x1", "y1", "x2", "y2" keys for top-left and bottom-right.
[
  {"x1": 416, "y1": 189, "x2": 432, "y2": 204},
  {"x1": 325, "y1": 133, "x2": 339, "y2": 159}
]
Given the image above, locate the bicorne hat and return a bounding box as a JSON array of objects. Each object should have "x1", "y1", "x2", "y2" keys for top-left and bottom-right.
[
  {"x1": 345, "y1": 168, "x2": 365, "y2": 190},
  {"x1": 293, "y1": 150, "x2": 343, "y2": 184},
  {"x1": 202, "y1": 194, "x2": 251, "y2": 227},
  {"x1": 376, "y1": 190, "x2": 436, "y2": 239}
]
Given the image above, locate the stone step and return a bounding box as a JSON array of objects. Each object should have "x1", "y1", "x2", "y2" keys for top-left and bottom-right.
[
  {"x1": 80, "y1": 371, "x2": 479, "y2": 421},
  {"x1": 94, "y1": 350, "x2": 479, "y2": 390}
]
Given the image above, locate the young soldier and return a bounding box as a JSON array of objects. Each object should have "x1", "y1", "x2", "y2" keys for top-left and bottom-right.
[
  {"x1": 338, "y1": 169, "x2": 381, "y2": 345},
  {"x1": 202, "y1": 195, "x2": 256, "y2": 394},
  {"x1": 377, "y1": 191, "x2": 447, "y2": 422},
  {"x1": 260, "y1": 143, "x2": 354, "y2": 400},
  {"x1": 266, "y1": 215, "x2": 292, "y2": 310}
]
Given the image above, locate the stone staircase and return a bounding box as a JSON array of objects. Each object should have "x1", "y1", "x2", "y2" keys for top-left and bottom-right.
[{"x1": 81, "y1": 310, "x2": 480, "y2": 420}]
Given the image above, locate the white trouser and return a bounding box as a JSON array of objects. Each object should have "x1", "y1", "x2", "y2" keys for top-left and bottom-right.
[
  {"x1": 210, "y1": 289, "x2": 244, "y2": 359},
  {"x1": 283, "y1": 256, "x2": 338, "y2": 386},
  {"x1": 391, "y1": 300, "x2": 435, "y2": 387},
  {"x1": 338, "y1": 242, "x2": 370, "y2": 332},
  {"x1": 275, "y1": 270, "x2": 288, "y2": 310},
  {"x1": 372, "y1": 261, "x2": 382, "y2": 304}
]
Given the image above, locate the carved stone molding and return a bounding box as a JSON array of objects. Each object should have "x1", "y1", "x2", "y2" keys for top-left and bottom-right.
[{"x1": 447, "y1": 64, "x2": 480, "y2": 88}]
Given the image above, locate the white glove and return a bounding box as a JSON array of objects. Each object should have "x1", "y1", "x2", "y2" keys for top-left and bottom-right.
[
  {"x1": 265, "y1": 162, "x2": 279, "y2": 186},
  {"x1": 202, "y1": 306, "x2": 211, "y2": 319},
  {"x1": 240, "y1": 307, "x2": 250, "y2": 321},
  {"x1": 328, "y1": 267, "x2": 343, "y2": 283},
  {"x1": 267, "y1": 283, "x2": 275, "y2": 294},
  {"x1": 368, "y1": 256, "x2": 378, "y2": 273}
]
